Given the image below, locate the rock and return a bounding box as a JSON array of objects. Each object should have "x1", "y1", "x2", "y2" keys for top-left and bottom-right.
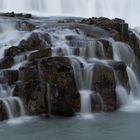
[
  {"x1": 92, "y1": 64, "x2": 116, "y2": 111},
  {"x1": 109, "y1": 61, "x2": 129, "y2": 89},
  {"x1": 40, "y1": 57, "x2": 80, "y2": 116},
  {"x1": 5, "y1": 32, "x2": 52, "y2": 57},
  {"x1": 16, "y1": 21, "x2": 35, "y2": 31},
  {"x1": 80, "y1": 17, "x2": 128, "y2": 34},
  {"x1": 0, "y1": 12, "x2": 32, "y2": 18},
  {"x1": 29, "y1": 48, "x2": 52, "y2": 62},
  {"x1": 19, "y1": 63, "x2": 39, "y2": 82},
  {"x1": 0, "y1": 101, "x2": 8, "y2": 121},
  {"x1": 0, "y1": 56, "x2": 14, "y2": 69},
  {"x1": 98, "y1": 39, "x2": 113, "y2": 59},
  {"x1": 4, "y1": 47, "x2": 22, "y2": 57},
  {"x1": 13, "y1": 56, "x2": 80, "y2": 116},
  {"x1": 3, "y1": 70, "x2": 19, "y2": 85},
  {"x1": 18, "y1": 32, "x2": 51, "y2": 51},
  {"x1": 80, "y1": 17, "x2": 140, "y2": 60},
  {"x1": 13, "y1": 80, "x2": 48, "y2": 115}
]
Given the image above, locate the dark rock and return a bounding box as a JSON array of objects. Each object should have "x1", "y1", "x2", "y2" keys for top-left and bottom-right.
[
  {"x1": 80, "y1": 17, "x2": 140, "y2": 60},
  {"x1": 0, "y1": 56, "x2": 14, "y2": 69},
  {"x1": 29, "y1": 48, "x2": 52, "y2": 62},
  {"x1": 19, "y1": 63, "x2": 39, "y2": 82},
  {"x1": 14, "y1": 80, "x2": 48, "y2": 115},
  {"x1": 92, "y1": 64, "x2": 116, "y2": 111},
  {"x1": 3, "y1": 70, "x2": 19, "y2": 85},
  {"x1": 5, "y1": 32, "x2": 52, "y2": 57},
  {"x1": 4, "y1": 46, "x2": 22, "y2": 57},
  {"x1": 0, "y1": 12, "x2": 32, "y2": 18},
  {"x1": 98, "y1": 39, "x2": 113, "y2": 59},
  {"x1": 109, "y1": 61, "x2": 129, "y2": 89},
  {"x1": 40, "y1": 57, "x2": 80, "y2": 116},
  {"x1": 16, "y1": 21, "x2": 35, "y2": 31},
  {"x1": 0, "y1": 101, "x2": 8, "y2": 121},
  {"x1": 18, "y1": 32, "x2": 51, "y2": 50}
]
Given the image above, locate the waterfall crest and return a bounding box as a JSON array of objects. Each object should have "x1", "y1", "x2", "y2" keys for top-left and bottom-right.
[{"x1": 0, "y1": 0, "x2": 140, "y2": 26}]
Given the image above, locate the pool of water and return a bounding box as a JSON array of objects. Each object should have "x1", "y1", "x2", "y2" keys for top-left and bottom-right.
[{"x1": 0, "y1": 111, "x2": 140, "y2": 140}]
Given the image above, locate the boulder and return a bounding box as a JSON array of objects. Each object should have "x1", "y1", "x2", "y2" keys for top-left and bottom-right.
[
  {"x1": 110, "y1": 61, "x2": 129, "y2": 89},
  {"x1": 0, "y1": 56, "x2": 14, "y2": 69},
  {"x1": 28, "y1": 48, "x2": 52, "y2": 62},
  {"x1": 3, "y1": 70, "x2": 19, "y2": 85},
  {"x1": 19, "y1": 63, "x2": 39, "y2": 82},
  {"x1": 97, "y1": 39, "x2": 113, "y2": 59},
  {"x1": 14, "y1": 80, "x2": 48, "y2": 116},
  {"x1": 40, "y1": 57, "x2": 80, "y2": 116},
  {"x1": 92, "y1": 64, "x2": 116, "y2": 111},
  {"x1": 5, "y1": 32, "x2": 52, "y2": 57}
]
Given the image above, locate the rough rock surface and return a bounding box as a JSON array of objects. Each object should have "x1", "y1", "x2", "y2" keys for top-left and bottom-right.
[{"x1": 92, "y1": 64, "x2": 116, "y2": 111}]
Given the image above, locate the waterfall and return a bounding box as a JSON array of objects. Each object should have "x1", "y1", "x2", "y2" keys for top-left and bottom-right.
[
  {"x1": 110, "y1": 38, "x2": 140, "y2": 110},
  {"x1": 0, "y1": 0, "x2": 140, "y2": 117},
  {"x1": 0, "y1": 86, "x2": 25, "y2": 120},
  {"x1": 0, "y1": 22, "x2": 30, "y2": 121},
  {"x1": 0, "y1": 0, "x2": 140, "y2": 26}
]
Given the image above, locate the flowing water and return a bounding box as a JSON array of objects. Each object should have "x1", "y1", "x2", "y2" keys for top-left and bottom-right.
[{"x1": 0, "y1": 0, "x2": 140, "y2": 139}]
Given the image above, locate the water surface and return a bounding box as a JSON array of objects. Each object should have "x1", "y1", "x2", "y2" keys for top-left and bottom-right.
[{"x1": 1, "y1": 112, "x2": 140, "y2": 140}]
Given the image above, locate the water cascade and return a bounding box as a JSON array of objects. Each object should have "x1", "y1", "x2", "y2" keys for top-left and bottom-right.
[
  {"x1": 0, "y1": 18, "x2": 30, "y2": 121},
  {"x1": 0, "y1": 0, "x2": 139, "y2": 119},
  {"x1": 0, "y1": 85, "x2": 25, "y2": 120}
]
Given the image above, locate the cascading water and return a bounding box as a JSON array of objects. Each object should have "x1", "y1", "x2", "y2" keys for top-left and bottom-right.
[
  {"x1": 0, "y1": 0, "x2": 140, "y2": 119},
  {"x1": 0, "y1": 18, "x2": 31, "y2": 121},
  {"x1": 0, "y1": 0, "x2": 140, "y2": 27},
  {"x1": 109, "y1": 38, "x2": 140, "y2": 111}
]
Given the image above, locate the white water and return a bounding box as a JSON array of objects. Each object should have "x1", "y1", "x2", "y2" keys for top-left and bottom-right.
[
  {"x1": 0, "y1": 0, "x2": 140, "y2": 27},
  {"x1": 109, "y1": 38, "x2": 140, "y2": 111},
  {"x1": 0, "y1": 19, "x2": 30, "y2": 121}
]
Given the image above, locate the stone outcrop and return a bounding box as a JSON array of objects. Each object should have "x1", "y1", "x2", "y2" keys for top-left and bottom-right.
[
  {"x1": 92, "y1": 64, "x2": 116, "y2": 111},
  {"x1": 13, "y1": 57, "x2": 80, "y2": 117},
  {"x1": 80, "y1": 17, "x2": 140, "y2": 60},
  {"x1": 0, "y1": 14, "x2": 138, "y2": 120}
]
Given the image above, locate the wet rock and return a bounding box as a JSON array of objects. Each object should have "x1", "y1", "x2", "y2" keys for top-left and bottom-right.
[
  {"x1": 18, "y1": 32, "x2": 51, "y2": 50},
  {"x1": 80, "y1": 17, "x2": 140, "y2": 60},
  {"x1": 0, "y1": 12, "x2": 32, "y2": 18},
  {"x1": 110, "y1": 61, "x2": 129, "y2": 89},
  {"x1": 4, "y1": 47, "x2": 22, "y2": 57},
  {"x1": 80, "y1": 17, "x2": 128, "y2": 34},
  {"x1": 16, "y1": 21, "x2": 35, "y2": 31},
  {"x1": 19, "y1": 63, "x2": 39, "y2": 82},
  {"x1": 29, "y1": 48, "x2": 52, "y2": 62},
  {"x1": 13, "y1": 80, "x2": 48, "y2": 115},
  {"x1": 5, "y1": 32, "x2": 52, "y2": 57},
  {"x1": 97, "y1": 39, "x2": 113, "y2": 59},
  {"x1": 92, "y1": 64, "x2": 116, "y2": 111},
  {"x1": 3, "y1": 70, "x2": 19, "y2": 85},
  {"x1": 0, "y1": 56, "x2": 14, "y2": 69},
  {"x1": 40, "y1": 57, "x2": 80, "y2": 116},
  {"x1": 0, "y1": 101, "x2": 8, "y2": 121}
]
